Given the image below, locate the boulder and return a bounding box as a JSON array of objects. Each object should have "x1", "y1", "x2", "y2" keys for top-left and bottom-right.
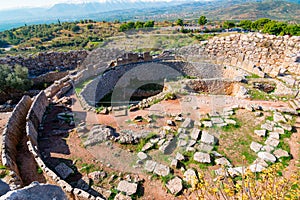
[
  {"x1": 273, "y1": 149, "x2": 289, "y2": 159},
  {"x1": 183, "y1": 169, "x2": 197, "y2": 183},
  {"x1": 200, "y1": 131, "x2": 217, "y2": 145},
  {"x1": 154, "y1": 164, "x2": 170, "y2": 177},
  {"x1": 250, "y1": 141, "x2": 263, "y2": 152},
  {"x1": 0, "y1": 182, "x2": 67, "y2": 200},
  {"x1": 258, "y1": 152, "x2": 276, "y2": 163},
  {"x1": 166, "y1": 177, "x2": 183, "y2": 195},
  {"x1": 117, "y1": 181, "x2": 137, "y2": 196},
  {"x1": 194, "y1": 152, "x2": 211, "y2": 163}
]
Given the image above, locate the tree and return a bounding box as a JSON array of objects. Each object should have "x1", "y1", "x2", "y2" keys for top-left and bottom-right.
[
  {"x1": 135, "y1": 21, "x2": 144, "y2": 29},
  {"x1": 262, "y1": 21, "x2": 287, "y2": 36},
  {"x1": 176, "y1": 19, "x2": 184, "y2": 26},
  {"x1": 144, "y1": 20, "x2": 155, "y2": 28},
  {"x1": 71, "y1": 25, "x2": 80, "y2": 33},
  {"x1": 239, "y1": 20, "x2": 252, "y2": 30},
  {"x1": 198, "y1": 16, "x2": 207, "y2": 26},
  {"x1": 0, "y1": 64, "x2": 32, "y2": 94},
  {"x1": 252, "y1": 18, "x2": 271, "y2": 31},
  {"x1": 223, "y1": 21, "x2": 235, "y2": 29}
]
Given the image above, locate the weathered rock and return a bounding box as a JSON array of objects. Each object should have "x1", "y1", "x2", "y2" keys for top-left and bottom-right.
[
  {"x1": 137, "y1": 152, "x2": 148, "y2": 160},
  {"x1": 273, "y1": 149, "x2": 289, "y2": 158},
  {"x1": 167, "y1": 120, "x2": 176, "y2": 126},
  {"x1": 249, "y1": 164, "x2": 265, "y2": 173},
  {"x1": 154, "y1": 164, "x2": 170, "y2": 177},
  {"x1": 194, "y1": 152, "x2": 211, "y2": 163},
  {"x1": 88, "y1": 171, "x2": 107, "y2": 182},
  {"x1": 261, "y1": 123, "x2": 273, "y2": 131},
  {"x1": 262, "y1": 145, "x2": 275, "y2": 152},
  {"x1": 200, "y1": 131, "x2": 217, "y2": 145},
  {"x1": 190, "y1": 128, "x2": 201, "y2": 140},
  {"x1": 253, "y1": 158, "x2": 268, "y2": 167},
  {"x1": 55, "y1": 163, "x2": 74, "y2": 180},
  {"x1": 273, "y1": 112, "x2": 287, "y2": 123},
  {"x1": 187, "y1": 140, "x2": 197, "y2": 147},
  {"x1": 215, "y1": 168, "x2": 228, "y2": 177},
  {"x1": 265, "y1": 137, "x2": 280, "y2": 147},
  {"x1": 211, "y1": 117, "x2": 224, "y2": 124},
  {"x1": 166, "y1": 177, "x2": 183, "y2": 195},
  {"x1": 183, "y1": 169, "x2": 197, "y2": 183},
  {"x1": 144, "y1": 160, "x2": 157, "y2": 173},
  {"x1": 254, "y1": 129, "x2": 267, "y2": 137},
  {"x1": 84, "y1": 125, "x2": 116, "y2": 146},
  {"x1": 114, "y1": 193, "x2": 132, "y2": 200},
  {"x1": 269, "y1": 132, "x2": 280, "y2": 139},
  {"x1": 181, "y1": 118, "x2": 193, "y2": 128},
  {"x1": 117, "y1": 181, "x2": 137, "y2": 196},
  {"x1": 176, "y1": 152, "x2": 185, "y2": 161},
  {"x1": 224, "y1": 119, "x2": 236, "y2": 125},
  {"x1": 159, "y1": 139, "x2": 176, "y2": 154},
  {"x1": 178, "y1": 140, "x2": 188, "y2": 147},
  {"x1": 0, "y1": 182, "x2": 67, "y2": 200},
  {"x1": 258, "y1": 152, "x2": 276, "y2": 163},
  {"x1": 170, "y1": 159, "x2": 178, "y2": 168},
  {"x1": 215, "y1": 157, "x2": 232, "y2": 167},
  {"x1": 250, "y1": 141, "x2": 263, "y2": 152},
  {"x1": 195, "y1": 143, "x2": 214, "y2": 152},
  {"x1": 278, "y1": 123, "x2": 292, "y2": 131},
  {"x1": 202, "y1": 121, "x2": 213, "y2": 128},
  {"x1": 273, "y1": 127, "x2": 284, "y2": 134}
]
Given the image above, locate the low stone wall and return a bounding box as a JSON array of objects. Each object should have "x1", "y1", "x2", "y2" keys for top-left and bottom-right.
[
  {"x1": 0, "y1": 50, "x2": 88, "y2": 77},
  {"x1": 1, "y1": 95, "x2": 32, "y2": 189},
  {"x1": 32, "y1": 71, "x2": 69, "y2": 86},
  {"x1": 203, "y1": 33, "x2": 300, "y2": 77}
]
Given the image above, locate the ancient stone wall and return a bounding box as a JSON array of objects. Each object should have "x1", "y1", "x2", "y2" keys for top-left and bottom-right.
[
  {"x1": 1, "y1": 95, "x2": 32, "y2": 189},
  {"x1": 0, "y1": 50, "x2": 88, "y2": 76},
  {"x1": 203, "y1": 33, "x2": 300, "y2": 77},
  {"x1": 32, "y1": 71, "x2": 69, "y2": 86}
]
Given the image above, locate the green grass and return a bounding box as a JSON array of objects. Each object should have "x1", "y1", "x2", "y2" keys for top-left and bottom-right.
[
  {"x1": 221, "y1": 118, "x2": 242, "y2": 132},
  {"x1": 248, "y1": 88, "x2": 275, "y2": 101},
  {"x1": 37, "y1": 167, "x2": 43, "y2": 174},
  {"x1": 136, "y1": 132, "x2": 157, "y2": 152},
  {"x1": 246, "y1": 73, "x2": 261, "y2": 79}
]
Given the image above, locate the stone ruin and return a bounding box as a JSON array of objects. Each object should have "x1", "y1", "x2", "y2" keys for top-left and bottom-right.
[{"x1": 0, "y1": 32, "x2": 299, "y2": 199}]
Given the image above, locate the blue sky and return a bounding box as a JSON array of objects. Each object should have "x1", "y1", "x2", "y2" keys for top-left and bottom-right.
[{"x1": 0, "y1": 0, "x2": 178, "y2": 10}]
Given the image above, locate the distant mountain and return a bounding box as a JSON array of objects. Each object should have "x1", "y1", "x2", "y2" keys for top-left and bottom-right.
[{"x1": 0, "y1": 0, "x2": 299, "y2": 31}]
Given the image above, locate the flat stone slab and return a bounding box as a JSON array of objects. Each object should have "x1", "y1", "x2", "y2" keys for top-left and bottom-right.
[
  {"x1": 181, "y1": 118, "x2": 193, "y2": 128},
  {"x1": 202, "y1": 121, "x2": 213, "y2": 128},
  {"x1": 190, "y1": 128, "x2": 200, "y2": 140},
  {"x1": 258, "y1": 152, "x2": 276, "y2": 163},
  {"x1": 144, "y1": 160, "x2": 157, "y2": 172},
  {"x1": 273, "y1": 127, "x2": 284, "y2": 134},
  {"x1": 250, "y1": 141, "x2": 263, "y2": 152},
  {"x1": 254, "y1": 129, "x2": 266, "y2": 137},
  {"x1": 211, "y1": 117, "x2": 224, "y2": 124},
  {"x1": 153, "y1": 163, "x2": 170, "y2": 177},
  {"x1": 215, "y1": 157, "x2": 232, "y2": 167},
  {"x1": 195, "y1": 142, "x2": 214, "y2": 152},
  {"x1": 273, "y1": 149, "x2": 289, "y2": 158},
  {"x1": 55, "y1": 163, "x2": 74, "y2": 180},
  {"x1": 278, "y1": 123, "x2": 292, "y2": 131},
  {"x1": 194, "y1": 152, "x2": 211, "y2": 163},
  {"x1": 166, "y1": 177, "x2": 183, "y2": 195},
  {"x1": 137, "y1": 152, "x2": 148, "y2": 160},
  {"x1": 273, "y1": 112, "x2": 287, "y2": 123},
  {"x1": 249, "y1": 164, "x2": 265, "y2": 173},
  {"x1": 117, "y1": 180, "x2": 137, "y2": 196},
  {"x1": 269, "y1": 132, "x2": 280, "y2": 139},
  {"x1": 200, "y1": 131, "x2": 217, "y2": 145},
  {"x1": 265, "y1": 137, "x2": 279, "y2": 147},
  {"x1": 261, "y1": 123, "x2": 273, "y2": 131},
  {"x1": 176, "y1": 152, "x2": 185, "y2": 161},
  {"x1": 183, "y1": 169, "x2": 197, "y2": 183}
]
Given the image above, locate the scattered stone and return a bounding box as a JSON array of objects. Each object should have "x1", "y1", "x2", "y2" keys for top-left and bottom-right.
[
  {"x1": 137, "y1": 152, "x2": 148, "y2": 160},
  {"x1": 250, "y1": 141, "x2": 263, "y2": 152},
  {"x1": 258, "y1": 152, "x2": 276, "y2": 163},
  {"x1": 215, "y1": 157, "x2": 232, "y2": 167},
  {"x1": 215, "y1": 168, "x2": 228, "y2": 177},
  {"x1": 211, "y1": 117, "x2": 224, "y2": 124},
  {"x1": 133, "y1": 116, "x2": 143, "y2": 122},
  {"x1": 154, "y1": 164, "x2": 170, "y2": 177},
  {"x1": 178, "y1": 140, "x2": 188, "y2": 147},
  {"x1": 114, "y1": 193, "x2": 132, "y2": 200},
  {"x1": 159, "y1": 139, "x2": 176, "y2": 154},
  {"x1": 215, "y1": 123, "x2": 227, "y2": 127},
  {"x1": 55, "y1": 163, "x2": 74, "y2": 180},
  {"x1": 89, "y1": 171, "x2": 107, "y2": 182},
  {"x1": 0, "y1": 182, "x2": 67, "y2": 200},
  {"x1": 181, "y1": 118, "x2": 193, "y2": 128},
  {"x1": 227, "y1": 168, "x2": 240, "y2": 177},
  {"x1": 141, "y1": 142, "x2": 154, "y2": 152},
  {"x1": 269, "y1": 132, "x2": 280, "y2": 139},
  {"x1": 254, "y1": 129, "x2": 267, "y2": 137},
  {"x1": 262, "y1": 145, "x2": 275, "y2": 152},
  {"x1": 190, "y1": 128, "x2": 200, "y2": 140},
  {"x1": 278, "y1": 123, "x2": 292, "y2": 131},
  {"x1": 117, "y1": 180, "x2": 137, "y2": 196},
  {"x1": 194, "y1": 152, "x2": 211, "y2": 163},
  {"x1": 261, "y1": 123, "x2": 273, "y2": 131},
  {"x1": 224, "y1": 119, "x2": 236, "y2": 125},
  {"x1": 202, "y1": 121, "x2": 213, "y2": 128},
  {"x1": 200, "y1": 131, "x2": 217, "y2": 145},
  {"x1": 211, "y1": 151, "x2": 223, "y2": 158},
  {"x1": 183, "y1": 169, "x2": 197, "y2": 183},
  {"x1": 253, "y1": 158, "x2": 268, "y2": 167},
  {"x1": 176, "y1": 152, "x2": 185, "y2": 161},
  {"x1": 84, "y1": 125, "x2": 116, "y2": 146},
  {"x1": 274, "y1": 127, "x2": 284, "y2": 134},
  {"x1": 273, "y1": 112, "x2": 287, "y2": 123},
  {"x1": 245, "y1": 104, "x2": 254, "y2": 112},
  {"x1": 195, "y1": 143, "x2": 214, "y2": 152},
  {"x1": 249, "y1": 164, "x2": 265, "y2": 173},
  {"x1": 170, "y1": 159, "x2": 178, "y2": 168},
  {"x1": 186, "y1": 147, "x2": 196, "y2": 152},
  {"x1": 144, "y1": 160, "x2": 157, "y2": 173},
  {"x1": 167, "y1": 120, "x2": 176, "y2": 126},
  {"x1": 174, "y1": 116, "x2": 183, "y2": 122},
  {"x1": 166, "y1": 177, "x2": 183, "y2": 195},
  {"x1": 265, "y1": 137, "x2": 280, "y2": 147},
  {"x1": 177, "y1": 128, "x2": 186, "y2": 134},
  {"x1": 254, "y1": 112, "x2": 263, "y2": 117},
  {"x1": 187, "y1": 140, "x2": 196, "y2": 147},
  {"x1": 273, "y1": 149, "x2": 289, "y2": 158}
]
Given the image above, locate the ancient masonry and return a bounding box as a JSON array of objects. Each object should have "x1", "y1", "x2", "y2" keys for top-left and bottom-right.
[{"x1": 1, "y1": 33, "x2": 300, "y2": 199}]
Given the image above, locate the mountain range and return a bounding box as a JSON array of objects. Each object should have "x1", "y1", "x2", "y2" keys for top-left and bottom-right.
[{"x1": 0, "y1": 0, "x2": 299, "y2": 31}]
